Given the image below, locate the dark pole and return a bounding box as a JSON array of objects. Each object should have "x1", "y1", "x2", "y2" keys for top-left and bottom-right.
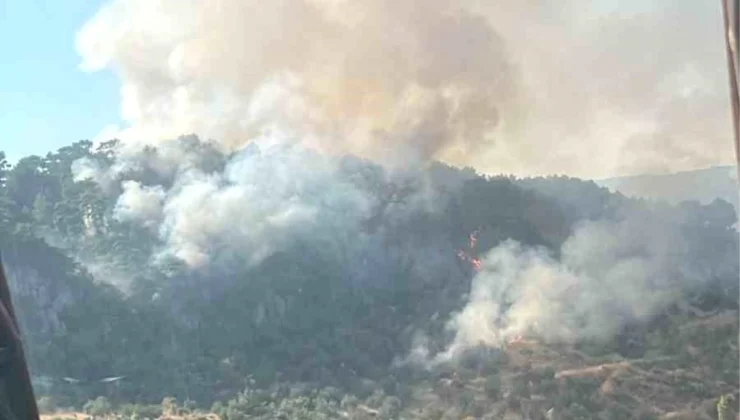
[
  {"x1": 721, "y1": 0, "x2": 740, "y2": 176},
  {"x1": 0, "y1": 256, "x2": 40, "y2": 420}
]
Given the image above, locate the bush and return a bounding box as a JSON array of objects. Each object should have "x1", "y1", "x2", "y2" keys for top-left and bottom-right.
[
  {"x1": 161, "y1": 396, "x2": 179, "y2": 415},
  {"x1": 36, "y1": 395, "x2": 58, "y2": 413},
  {"x1": 83, "y1": 396, "x2": 113, "y2": 416},
  {"x1": 118, "y1": 403, "x2": 163, "y2": 418},
  {"x1": 380, "y1": 395, "x2": 402, "y2": 418},
  {"x1": 211, "y1": 401, "x2": 227, "y2": 418}
]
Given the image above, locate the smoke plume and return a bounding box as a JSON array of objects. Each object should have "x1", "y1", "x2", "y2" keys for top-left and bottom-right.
[
  {"x1": 114, "y1": 181, "x2": 166, "y2": 230},
  {"x1": 74, "y1": 139, "x2": 397, "y2": 270},
  {"x1": 76, "y1": 0, "x2": 734, "y2": 178},
  {"x1": 419, "y1": 209, "x2": 730, "y2": 364}
]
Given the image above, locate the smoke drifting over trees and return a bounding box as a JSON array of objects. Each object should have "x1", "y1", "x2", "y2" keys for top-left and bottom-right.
[
  {"x1": 0, "y1": 135, "x2": 737, "y2": 415},
  {"x1": 67, "y1": 137, "x2": 738, "y2": 372},
  {"x1": 0, "y1": 1, "x2": 737, "y2": 417}
]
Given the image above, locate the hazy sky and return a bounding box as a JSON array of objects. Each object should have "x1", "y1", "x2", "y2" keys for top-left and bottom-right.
[{"x1": 0, "y1": 0, "x2": 120, "y2": 163}]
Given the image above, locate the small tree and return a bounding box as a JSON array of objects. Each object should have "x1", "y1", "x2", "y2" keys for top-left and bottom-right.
[
  {"x1": 717, "y1": 394, "x2": 736, "y2": 420},
  {"x1": 161, "y1": 396, "x2": 179, "y2": 416},
  {"x1": 0, "y1": 151, "x2": 8, "y2": 188}
]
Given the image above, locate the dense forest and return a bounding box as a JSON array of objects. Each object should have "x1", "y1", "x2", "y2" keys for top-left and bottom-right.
[{"x1": 0, "y1": 136, "x2": 737, "y2": 419}]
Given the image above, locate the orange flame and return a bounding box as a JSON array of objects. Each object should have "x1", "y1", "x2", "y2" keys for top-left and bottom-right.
[
  {"x1": 457, "y1": 227, "x2": 482, "y2": 272},
  {"x1": 508, "y1": 334, "x2": 525, "y2": 345}
]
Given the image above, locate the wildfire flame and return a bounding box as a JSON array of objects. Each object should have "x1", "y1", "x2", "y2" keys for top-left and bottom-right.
[
  {"x1": 457, "y1": 228, "x2": 482, "y2": 271},
  {"x1": 508, "y1": 334, "x2": 526, "y2": 345}
]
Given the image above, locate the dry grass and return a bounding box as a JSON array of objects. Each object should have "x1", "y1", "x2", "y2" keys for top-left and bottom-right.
[{"x1": 40, "y1": 413, "x2": 89, "y2": 420}]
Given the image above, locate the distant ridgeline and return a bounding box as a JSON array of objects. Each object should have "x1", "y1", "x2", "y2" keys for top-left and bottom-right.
[{"x1": 597, "y1": 166, "x2": 739, "y2": 212}]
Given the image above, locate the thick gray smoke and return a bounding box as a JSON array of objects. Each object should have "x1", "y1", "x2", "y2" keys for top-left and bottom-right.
[{"x1": 76, "y1": 0, "x2": 734, "y2": 178}]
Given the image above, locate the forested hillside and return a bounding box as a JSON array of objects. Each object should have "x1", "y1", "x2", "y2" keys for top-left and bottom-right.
[{"x1": 1, "y1": 137, "x2": 737, "y2": 419}]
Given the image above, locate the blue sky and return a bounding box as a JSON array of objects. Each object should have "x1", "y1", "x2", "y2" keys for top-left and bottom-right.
[{"x1": 0, "y1": 0, "x2": 120, "y2": 163}]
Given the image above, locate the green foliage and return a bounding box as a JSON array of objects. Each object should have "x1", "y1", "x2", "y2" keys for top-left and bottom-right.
[
  {"x1": 484, "y1": 375, "x2": 501, "y2": 399},
  {"x1": 117, "y1": 403, "x2": 162, "y2": 418}
]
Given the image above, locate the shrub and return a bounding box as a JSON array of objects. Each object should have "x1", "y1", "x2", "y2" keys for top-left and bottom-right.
[
  {"x1": 36, "y1": 395, "x2": 57, "y2": 413},
  {"x1": 82, "y1": 396, "x2": 112, "y2": 416}
]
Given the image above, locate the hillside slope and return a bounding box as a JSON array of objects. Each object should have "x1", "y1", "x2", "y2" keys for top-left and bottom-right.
[{"x1": 0, "y1": 141, "x2": 737, "y2": 419}]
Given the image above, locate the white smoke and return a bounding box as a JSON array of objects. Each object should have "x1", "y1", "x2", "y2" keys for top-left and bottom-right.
[
  {"x1": 76, "y1": 0, "x2": 734, "y2": 178},
  {"x1": 427, "y1": 215, "x2": 701, "y2": 363},
  {"x1": 101, "y1": 142, "x2": 377, "y2": 268},
  {"x1": 113, "y1": 181, "x2": 166, "y2": 230}
]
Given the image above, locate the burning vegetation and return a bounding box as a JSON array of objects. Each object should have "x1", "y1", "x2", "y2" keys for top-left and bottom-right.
[
  {"x1": 0, "y1": 0, "x2": 737, "y2": 418},
  {"x1": 457, "y1": 228, "x2": 483, "y2": 272}
]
